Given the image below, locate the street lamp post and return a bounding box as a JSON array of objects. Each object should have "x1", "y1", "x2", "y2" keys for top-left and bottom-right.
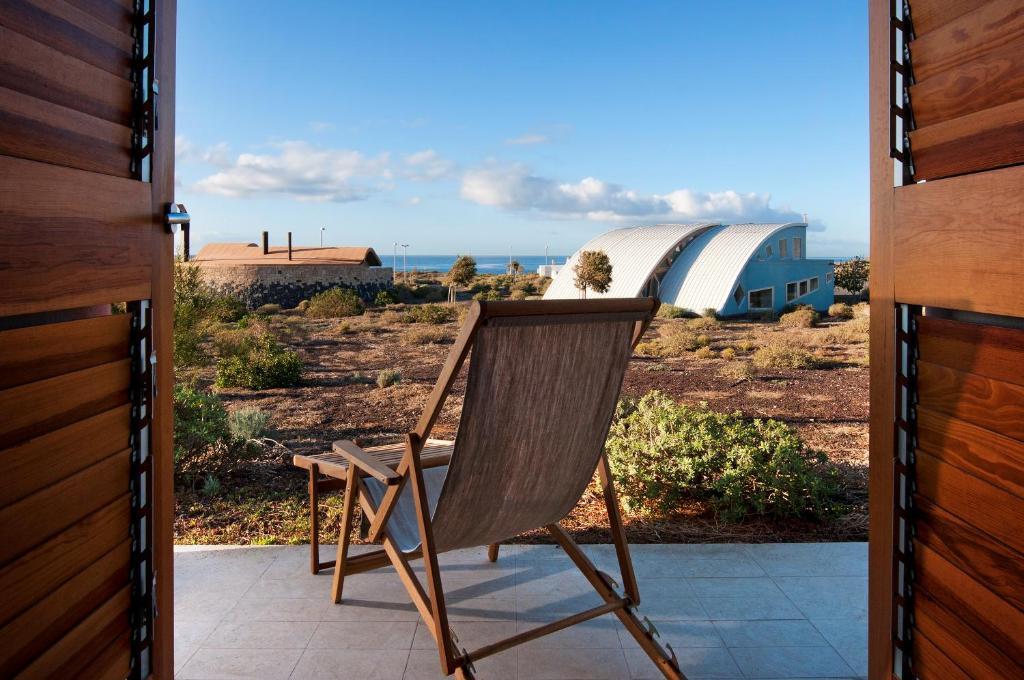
[
  {"x1": 393, "y1": 242, "x2": 398, "y2": 282},
  {"x1": 320, "y1": 226, "x2": 326, "y2": 247},
  {"x1": 401, "y1": 244, "x2": 409, "y2": 282}
]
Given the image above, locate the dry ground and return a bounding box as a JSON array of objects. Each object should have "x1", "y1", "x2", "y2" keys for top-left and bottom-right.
[{"x1": 175, "y1": 301, "x2": 869, "y2": 546}]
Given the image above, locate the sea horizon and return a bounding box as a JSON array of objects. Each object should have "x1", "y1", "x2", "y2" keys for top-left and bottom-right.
[{"x1": 382, "y1": 253, "x2": 859, "y2": 273}]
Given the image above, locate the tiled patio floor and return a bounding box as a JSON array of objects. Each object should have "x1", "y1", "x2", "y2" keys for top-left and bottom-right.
[{"x1": 174, "y1": 542, "x2": 867, "y2": 680}]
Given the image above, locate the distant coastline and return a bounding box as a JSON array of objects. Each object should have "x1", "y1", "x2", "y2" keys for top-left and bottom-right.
[{"x1": 383, "y1": 254, "x2": 566, "y2": 274}]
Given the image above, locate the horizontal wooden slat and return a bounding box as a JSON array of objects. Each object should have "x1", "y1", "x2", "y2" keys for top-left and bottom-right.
[
  {"x1": 0, "y1": 25, "x2": 130, "y2": 125},
  {"x1": 15, "y1": 585, "x2": 129, "y2": 679},
  {"x1": 0, "y1": 110, "x2": 131, "y2": 177},
  {"x1": 21, "y1": 0, "x2": 132, "y2": 52},
  {"x1": 0, "y1": 540, "x2": 129, "y2": 677},
  {"x1": 915, "y1": 588, "x2": 1024, "y2": 680},
  {"x1": 0, "y1": 448, "x2": 128, "y2": 564},
  {"x1": 76, "y1": 630, "x2": 131, "y2": 680},
  {"x1": 0, "y1": 85, "x2": 130, "y2": 147},
  {"x1": 0, "y1": 404, "x2": 129, "y2": 508},
  {"x1": 0, "y1": 155, "x2": 154, "y2": 316},
  {"x1": 909, "y1": 0, "x2": 989, "y2": 36},
  {"x1": 910, "y1": 97, "x2": 1024, "y2": 180},
  {"x1": 909, "y1": 0, "x2": 1024, "y2": 82},
  {"x1": 914, "y1": 494, "x2": 1024, "y2": 610},
  {"x1": 0, "y1": 0, "x2": 131, "y2": 77},
  {"x1": 0, "y1": 314, "x2": 129, "y2": 389},
  {"x1": 892, "y1": 163, "x2": 1024, "y2": 318},
  {"x1": 911, "y1": 628, "x2": 972, "y2": 680},
  {"x1": 917, "y1": 361, "x2": 1024, "y2": 440},
  {"x1": 62, "y1": 0, "x2": 132, "y2": 33},
  {"x1": 918, "y1": 315, "x2": 1024, "y2": 387},
  {"x1": 0, "y1": 359, "x2": 130, "y2": 449},
  {"x1": 915, "y1": 543, "x2": 1024, "y2": 662},
  {"x1": 0, "y1": 495, "x2": 129, "y2": 628},
  {"x1": 909, "y1": 38, "x2": 1024, "y2": 128}
]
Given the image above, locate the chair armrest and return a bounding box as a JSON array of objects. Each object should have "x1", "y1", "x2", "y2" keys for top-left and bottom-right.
[{"x1": 332, "y1": 440, "x2": 402, "y2": 485}]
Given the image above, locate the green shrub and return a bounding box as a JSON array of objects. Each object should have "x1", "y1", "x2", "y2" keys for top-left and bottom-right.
[
  {"x1": 374, "y1": 289, "x2": 399, "y2": 306},
  {"x1": 413, "y1": 285, "x2": 447, "y2": 302},
  {"x1": 342, "y1": 371, "x2": 375, "y2": 385},
  {"x1": 657, "y1": 304, "x2": 693, "y2": 319},
  {"x1": 228, "y1": 407, "x2": 270, "y2": 441},
  {"x1": 779, "y1": 308, "x2": 819, "y2": 328},
  {"x1": 376, "y1": 368, "x2": 402, "y2": 388},
  {"x1": 752, "y1": 339, "x2": 820, "y2": 369},
  {"x1": 402, "y1": 303, "x2": 457, "y2": 324},
  {"x1": 209, "y1": 294, "x2": 248, "y2": 322},
  {"x1": 473, "y1": 289, "x2": 503, "y2": 301},
  {"x1": 202, "y1": 474, "x2": 222, "y2": 497},
  {"x1": 173, "y1": 383, "x2": 230, "y2": 474},
  {"x1": 828, "y1": 303, "x2": 854, "y2": 319},
  {"x1": 215, "y1": 332, "x2": 303, "y2": 389},
  {"x1": 305, "y1": 288, "x2": 365, "y2": 318},
  {"x1": 605, "y1": 391, "x2": 839, "y2": 521}
]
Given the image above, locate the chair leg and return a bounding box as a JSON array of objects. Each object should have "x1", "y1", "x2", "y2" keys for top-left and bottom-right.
[
  {"x1": 308, "y1": 465, "x2": 320, "y2": 575},
  {"x1": 487, "y1": 543, "x2": 500, "y2": 562},
  {"x1": 330, "y1": 466, "x2": 359, "y2": 603}
]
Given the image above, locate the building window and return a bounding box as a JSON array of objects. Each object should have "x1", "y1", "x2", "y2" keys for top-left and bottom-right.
[
  {"x1": 786, "y1": 282, "x2": 798, "y2": 302},
  {"x1": 809, "y1": 277, "x2": 819, "y2": 292},
  {"x1": 765, "y1": 245, "x2": 773, "y2": 258},
  {"x1": 787, "y1": 276, "x2": 820, "y2": 303},
  {"x1": 793, "y1": 238, "x2": 803, "y2": 258},
  {"x1": 779, "y1": 239, "x2": 788, "y2": 258},
  {"x1": 733, "y1": 284, "x2": 744, "y2": 305},
  {"x1": 748, "y1": 287, "x2": 774, "y2": 310},
  {"x1": 826, "y1": 272, "x2": 833, "y2": 282},
  {"x1": 799, "y1": 280, "x2": 808, "y2": 296}
]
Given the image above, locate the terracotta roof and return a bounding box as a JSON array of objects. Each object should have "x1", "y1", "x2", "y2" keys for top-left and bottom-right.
[{"x1": 192, "y1": 243, "x2": 383, "y2": 266}]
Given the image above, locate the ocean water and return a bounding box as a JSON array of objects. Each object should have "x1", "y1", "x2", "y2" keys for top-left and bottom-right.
[{"x1": 385, "y1": 255, "x2": 566, "y2": 274}]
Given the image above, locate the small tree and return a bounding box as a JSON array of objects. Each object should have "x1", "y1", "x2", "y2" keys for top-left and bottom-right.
[
  {"x1": 834, "y1": 257, "x2": 870, "y2": 294},
  {"x1": 508, "y1": 260, "x2": 522, "y2": 281},
  {"x1": 573, "y1": 250, "x2": 613, "y2": 299},
  {"x1": 445, "y1": 255, "x2": 477, "y2": 303}
]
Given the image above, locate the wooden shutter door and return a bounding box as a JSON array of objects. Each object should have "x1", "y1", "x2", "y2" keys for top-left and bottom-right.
[
  {"x1": 0, "y1": 1, "x2": 177, "y2": 678},
  {"x1": 870, "y1": 0, "x2": 1024, "y2": 678}
]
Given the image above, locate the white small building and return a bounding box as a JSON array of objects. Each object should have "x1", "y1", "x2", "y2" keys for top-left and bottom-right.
[{"x1": 537, "y1": 263, "x2": 564, "y2": 278}]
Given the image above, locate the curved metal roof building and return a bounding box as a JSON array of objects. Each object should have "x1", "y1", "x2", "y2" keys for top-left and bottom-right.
[{"x1": 542, "y1": 223, "x2": 719, "y2": 299}]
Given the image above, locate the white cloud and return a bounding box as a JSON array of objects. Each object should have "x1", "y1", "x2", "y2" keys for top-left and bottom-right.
[
  {"x1": 193, "y1": 142, "x2": 391, "y2": 202},
  {"x1": 460, "y1": 163, "x2": 806, "y2": 224},
  {"x1": 309, "y1": 120, "x2": 334, "y2": 132},
  {"x1": 505, "y1": 133, "x2": 550, "y2": 146},
  {"x1": 176, "y1": 136, "x2": 231, "y2": 166},
  {"x1": 401, "y1": 149, "x2": 456, "y2": 181}
]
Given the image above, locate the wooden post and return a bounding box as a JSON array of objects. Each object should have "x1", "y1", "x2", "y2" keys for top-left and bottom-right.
[
  {"x1": 261, "y1": 230, "x2": 269, "y2": 255},
  {"x1": 287, "y1": 232, "x2": 292, "y2": 260},
  {"x1": 308, "y1": 464, "x2": 320, "y2": 575}
]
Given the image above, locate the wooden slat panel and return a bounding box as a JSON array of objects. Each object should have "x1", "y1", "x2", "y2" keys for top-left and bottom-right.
[
  {"x1": 0, "y1": 495, "x2": 129, "y2": 628},
  {"x1": 917, "y1": 407, "x2": 1024, "y2": 499},
  {"x1": 62, "y1": 0, "x2": 132, "y2": 33},
  {"x1": 0, "y1": 359, "x2": 130, "y2": 449},
  {"x1": 916, "y1": 449, "x2": 1024, "y2": 555},
  {"x1": 0, "y1": 25, "x2": 130, "y2": 125},
  {"x1": 909, "y1": 0, "x2": 1024, "y2": 82},
  {"x1": 0, "y1": 85, "x2": 130, "y2": 147},
  {"x1": 915, "y1": 543, "x2": 1024, "y2": 662},
  {"x1": 0, "y1": 405, "x2": 129, "y2": 508},
  {"x1": 76, "y1": 631, "x2": 131, "y2": 680},
  {"x1": 915, "y1": 588, "x2": 1024, "y2": 679},
  {"x1": 0, "y1": 110, "x2": 131, "y2": 177},
  {"x1": 914, "y1": 495, "x2": 1024, "y2": 610},
  {"x1": 15, "y1": 585, "x2": 130, "y2": 679},
  {"x1": 909, "y1": 0, "x2": 990, "y2": 36},
  {"x1": 0, "y1": 449, "x2": 128, "y2": 564},
  {"x1": 0, "y1": 540, "x2": 129, "y2": 677},
  {"x1": 0, "y1": 314, "x2": 129, "y2": 389},
  {"x1": 917, "y1": 361, "x2": 1024, "y2": 440},
  {"x1": 911, "y1": 628, "x2": 972, "y2": 680},
  {"x1": 892, "y1": 164, "x2": 1024, "y2": 318},
  {"x1": 0, "y1": 155, "x2": 153, "y2": 316},
  {"x1": 0, "y1": 0, "x2": 131, "y2": 77},
  {"x1": 909, "y1": 38, "x2": 1024, "y2": 128},
  {"x1": 918, "y1": 315, "x2": 1024, "y2": 387},
  {"x1": 21, "y1": 0, "x2": 132, "y2": 52},
  {"x1": 910, "y1": 98, "x2": 1024, "y2": 180}
]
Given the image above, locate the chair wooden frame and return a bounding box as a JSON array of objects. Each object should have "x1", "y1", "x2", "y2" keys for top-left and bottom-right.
[{"x1": 328, "y1": 299, "x2": 684, "y2": 679}]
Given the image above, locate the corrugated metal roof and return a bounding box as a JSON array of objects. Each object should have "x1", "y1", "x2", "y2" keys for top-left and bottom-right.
[
  {"x1": 543, "y1": 223, "x2": 719, "y2": 299},
  {"x1": 193, "y1": 243, "x2": 383, "y2": 266},
  {"x1": 659, "y1": 223, "x2": 800, "y2": 311}
]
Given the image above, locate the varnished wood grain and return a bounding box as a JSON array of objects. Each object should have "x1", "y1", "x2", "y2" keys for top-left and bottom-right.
[
  {"x1": 909, "y1": 0, "x2": 1024, "y2": 81},
  {"x1": 892, "y1": 163, "x2": 1024, "y2": 317},
  {"x1": 917, "y1": 361, "x2": 1024, "y2": 440},
  {"x1": 0, "y1": 314, "x2": 129, "y2": 389},
  {"x1": 0, "y1": 109, "x2": 131, "y2": 177},
  {"x1": 20, "y1": 0, "x2": 132, "y2": 52},
  {"x1": 75, "y1": 629, "x2": 131, "y2": 680},
  {"x1": 62, "y1": 0, "x2": 132, "y2": 32},
  {"x1": 0, "y1": 84, "x2": 130, "y2": 148},
  {"x1": 0, "y1": 495, "x2": 129, "y2": 629},
  {"x1": 917, "y1": 407, "x2": 1024, "y2": 499},
  {"x1": 910, "y1": 97, "x2": 1024, "y2": 179},
  {"x1": 909, "y1": 0, "x2": 990, "y2": 36},
  {"x1": 911, "y1": 628, "x2": 972, "y2": 680},
  {"x1": 918, "y1": 314, "x2": 1024, "y2": 387}
]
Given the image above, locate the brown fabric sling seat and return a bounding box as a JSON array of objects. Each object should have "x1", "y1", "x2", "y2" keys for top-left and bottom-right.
[{"x1": 326, "y1": 298, "x2": 684, "y2": 680}]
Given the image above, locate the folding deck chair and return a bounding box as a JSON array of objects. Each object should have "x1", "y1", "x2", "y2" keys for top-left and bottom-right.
[{"x1": 324, "y1": 298, "x2": 684, "y2": 679}]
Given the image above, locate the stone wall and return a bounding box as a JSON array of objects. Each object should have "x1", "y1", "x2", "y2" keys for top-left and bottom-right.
[{"x1": 198, "y1": 263, "x2": 394, "y2": 309}]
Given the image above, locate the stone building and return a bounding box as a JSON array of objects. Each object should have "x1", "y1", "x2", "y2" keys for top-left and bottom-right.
[{"x1": 192, "y1": 236, "x2": 392, "y2": 309}]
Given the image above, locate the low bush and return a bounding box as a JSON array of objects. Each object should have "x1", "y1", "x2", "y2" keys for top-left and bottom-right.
[
  {"x1": 634, "y1": 341, "x2": 661, "y2": 357},
  {"x1": 779, "y1": 308, "x2": 819, "y2": 328},
  {"x1": 402, "y1": 303, "x2": 457, "y2": 324},
  {"x1": 413, "y1": 285, "x2": 447, "y2": 302},
  {"x1": 228, "y1": 407, "x2": 270, "y2": 441},
  {"x1": 819, "y1": 316, "x2": 870, "y2": 345},
  {"x1": 374, "y1": 289, "x2": 399, "y2": 306},
  {"x1": 473, "y1": 289, "x2": 503, "y2": 301},
  {"x1": 686, "y1": 316, "x2": 721, "y2": 332},
  {"x1": 694, "y1": 346, "x2": 715, "y2": 360},
  {"x1": 657, "y1": 304, "x2": 693, "y2": 319},
  {"x1": 828, "y1": 302, "x2": 854, "y2": 319},
  {"x1": 173, "y1": 384, "x2": 262, "y2": 482},
  {"x1": 719, "y1": 360, "x2": 756, "y2": 381},
  {"x1": 255, "y1": 303, "x2": 282, "y2": 315},
  {"x1": 208, "y1": 294, "x2": 248, "y2": 322},
  {"x1": 701, "y1": 307, "x2": 720, "y2": 319},
  {"x1": 215, "y1": 332, "x2": 303, "y2": 389},
  {"x1": 605, "y1": 391, "x2": 839, "y2": 521},
  {"x1": 402, "y1": 326, "x2": 451, "y2": 345},
  {"x1": 376, "y1": 368, "x2": 402, "y2": 388},
  {"x1": 296, "y1": 299, "x2": 310, "y2": 312},
  {"x1": 720, "y1": 347, "x2": 737, "y2": 361},
  {"x1": 305, "y1": 288, "x2": 365, "y2": 318},
  {"x1": 853, "y1": 302, "x2": 870, "y2": 318},
  {"x1": 509, "y1": 289, "x2": 529, "y2": 300},
  {"x1": 752, "y1": 339, "x2": 820, "y2": 369},
  {"x1": 736, "y1": 338, "x2": 757, "y2": 352}
]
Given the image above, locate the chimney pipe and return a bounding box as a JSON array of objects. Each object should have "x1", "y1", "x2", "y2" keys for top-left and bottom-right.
[
  {"x1": 183, "y1": 224, "x2": 190, "y2": 262},
  {"x1": 261, "y1": 231, "x2": 269, "y2": 255},
  {"x1": 287, "y1": 232, "x2": 293, "y2": 261}
]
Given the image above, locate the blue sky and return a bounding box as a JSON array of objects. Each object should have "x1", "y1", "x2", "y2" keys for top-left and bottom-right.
[{"x1": 175, "y1": 1, "x2": 867, "y2": 258}]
